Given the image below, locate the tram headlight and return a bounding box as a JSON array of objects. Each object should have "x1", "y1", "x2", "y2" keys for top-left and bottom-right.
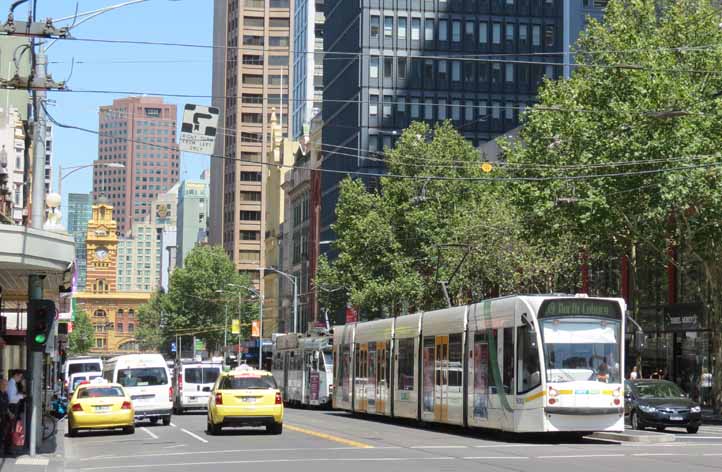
[
  {"x1": 613, "y1": 387, "x2": 621, "y2": 398},
  {"x1": 548, "y1": 387, "x2": 559, "y2": 398}
]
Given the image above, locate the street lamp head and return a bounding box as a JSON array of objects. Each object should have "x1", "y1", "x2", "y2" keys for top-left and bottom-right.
[{"x1": 104, "y1": 162, "x2": 125, "y2": 169}]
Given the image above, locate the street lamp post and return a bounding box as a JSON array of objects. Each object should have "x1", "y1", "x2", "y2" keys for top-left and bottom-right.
[
  {"x1": 58, "y1": 162, "x2": 125, "y2": 197},
  {"x1": 263, "y1": 267, "x2": 298, "y2": 333},
  {"x1": 215, "y1": 289, "x2": 229, "y2": 367}
]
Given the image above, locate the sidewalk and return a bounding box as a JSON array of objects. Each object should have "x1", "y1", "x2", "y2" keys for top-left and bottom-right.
[{"x1": 0, "y1": 419, "x2": 65, "y2": 472}]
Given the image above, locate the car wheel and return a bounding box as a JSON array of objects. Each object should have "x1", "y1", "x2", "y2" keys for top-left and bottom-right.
[
  {"x1": 149, "y1": 417, "x2": 159, "y2": 425},
  {"x1": 656, "y1": 426, "x2": 665, "y2": 432},
  {"x1": 267, "y1": 423, "x2": 283, "y2": 435},
  {"x1": 68, "y1": 428, "x2": 78, "y2": 437},
  {"x1": 124, "y1": 426, "x2": 135, "y2": 434},
  {"x1": 687, "y1": 426, "x2": 699, "y2": 434},
  {"x1": 162, "y1": 416, "x2": 171, "y2": 426},
  {"x1": 631, "y1": 411, "x2": 643, "y2": 430}
]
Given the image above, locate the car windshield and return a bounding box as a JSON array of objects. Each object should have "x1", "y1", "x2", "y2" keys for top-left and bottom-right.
[
  {"x1": 77, "y1": 387, "x2": 124, "y2": 398},
  {"x1": 185, "y1": 367, "x2": 220, "y2": 384},
  {"x1": 68, "y1": 363, "x2": 101, "y2": 376},
  {"x1": 541, "y1": 318, "x2": 621, "y2": 383},
  {"x1": 117, "y1": 368, "x2": 168, "y2": 387},
  {"x1": 219, "y1": 375, "x2": 277, "y2": 390},
  {"x1": 635, "y1": 381, "x2": 686, "y2": 399}
]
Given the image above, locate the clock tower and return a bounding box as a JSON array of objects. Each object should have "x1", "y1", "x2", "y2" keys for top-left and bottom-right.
[{"x1": 85, "y1": 197, "x2": 118, "y2": 293}]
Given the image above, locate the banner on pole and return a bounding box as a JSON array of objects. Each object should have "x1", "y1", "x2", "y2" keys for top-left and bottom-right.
[{"x1": 232, "y1": 319, "x2": 240, "y2": 334}]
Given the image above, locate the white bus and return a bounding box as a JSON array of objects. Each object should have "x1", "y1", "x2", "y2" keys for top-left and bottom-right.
[
  {"x1": 333, "y1": 294, "x2": 626, "y2": 434},
  {"x1": 272, "y1": 332, "x2": 334, "y2": 407},
  {"x1": 103, "y1": 354, "x2": 173, "y2": 425}
]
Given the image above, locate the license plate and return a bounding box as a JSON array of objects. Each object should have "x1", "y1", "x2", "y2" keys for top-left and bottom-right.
[
  {"x1": 242, "y1": 397, "x2": 257, "y2": 403},
  {"x1": 94, "y1": 406, "x2": 111, "y2": 412},
  {"x1": 670, "y1": 416, "x2": 683, "y2": 421}
]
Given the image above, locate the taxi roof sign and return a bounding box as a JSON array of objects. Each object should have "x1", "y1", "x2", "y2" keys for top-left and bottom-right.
[{"x1": 90, "y1": 377, "x2": 109, "y2": 385}]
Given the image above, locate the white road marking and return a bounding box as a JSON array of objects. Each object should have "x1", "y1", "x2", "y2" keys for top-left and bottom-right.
[
  {"x1": 464, "y1": 456, "x2": 529, "y2": 460},
  {"x1": 169, "y1": 422, "x2": 176, "y2": 427},
  {"x1": 77, "y1": 457, "x2": 456, "y2": 470},
  {"x1": 163, "y1": 444, "x2": 186, "y2": 449},
  {"x1": 410, "y1": 445, "x2": 468, "y2": 449},
  {"x1": 140, "y1": 427, "x2": 158, "y2": 440},
  {"x1": 632, "y1": 453, "x2": 688, "y2": 456},
  {"x1": 473, "y1": 444, "x2": 545, "y2": 448},
  {"x1": 538, "y1": 454, "x2": 626, "y2": 459},
  {"x1": 180, "y1": 428, "x2": 208, "y2": 444}
]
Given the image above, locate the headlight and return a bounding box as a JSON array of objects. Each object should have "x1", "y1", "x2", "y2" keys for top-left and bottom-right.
[
  {"x1": 691, "y1": 406, "x2": 701, "y2": 413},
  {"x1": 639, "y1": 405, "x2": 657, "y2": 413}
]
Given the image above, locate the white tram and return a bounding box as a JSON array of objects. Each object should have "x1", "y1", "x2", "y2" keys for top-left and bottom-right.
[
  {"x1": 333, "y1": 294, "x2": 627, "y2": 433},
  {"x1": 272, "y1": 332, "x2": 334, "y2": 407}
]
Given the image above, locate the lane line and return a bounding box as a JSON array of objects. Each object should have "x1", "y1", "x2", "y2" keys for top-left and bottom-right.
[
  {"x1": 169, "y1": 422, "x2": 176, "y2": 427},
  {"x1": 410, "y1": 445, "x2": 468, "y2": 449},
  {"x1": 140, "y1": 427, "x2": 158, "y2": 440},
  {"x1": 284, "y1": 424, "x2": 374, "y2": 448},
  {"x1": 473, "y1": 444, "x2": 546, "y2": 448},
  {"x1": 631, "y1": 453, "x2": 688, "y2": 456},
  {"x1": 464, "y1": 456, "x2": 529, "y2": 460},
  {"x1": 76, "y1": 456, "x2": 455, "y2": 471},
  {"x1": 538, "y1": 454, "x2": 626, "y2": 459},
  {"x1": 180, "y1": 428, "x2": 208, "y2": 444}
]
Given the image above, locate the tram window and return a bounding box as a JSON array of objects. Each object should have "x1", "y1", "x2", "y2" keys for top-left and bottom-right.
[
  {"x1": 503, "y1": 327, "x2": 514, "y2": 393},
  {"x1": 449, "y1": 333, "x2": 463, "y2": 387},
  {"x1": 517, "y1": 324, "x2": 541, "y2": 394},
  {"x1": 397, "y1": 338, "x2": 415, "y2": 391}
]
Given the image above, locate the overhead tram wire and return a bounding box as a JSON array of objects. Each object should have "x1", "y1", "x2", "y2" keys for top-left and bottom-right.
[{"x1": 41, "y1": 102, "x2": 722, "y2": 183}]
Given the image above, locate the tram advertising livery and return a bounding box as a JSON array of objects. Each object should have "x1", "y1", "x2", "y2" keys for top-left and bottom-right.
[{"x1": 333, "y1": 294, "x2": 626, "y2": 434}]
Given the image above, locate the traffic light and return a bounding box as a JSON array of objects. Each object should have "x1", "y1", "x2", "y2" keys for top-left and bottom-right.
[{"x1": 27, "y1": 300, "x2": 56, "y2": 352}]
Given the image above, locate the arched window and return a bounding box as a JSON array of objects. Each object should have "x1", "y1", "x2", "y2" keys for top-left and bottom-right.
[
  {"x1": 119, "y1": 341, "x2": 139, "y2": 352},
  {"x1": 117, "y1": 309, "x2": 124, "y2": 318},
  {"x1": 94, "y1": 310, "x2": 107, "y2": 318},
  {"x1": 128, "y1": 310, "x2": 135, "y2": 319},
  {"x1": 128, "y1": 323, "x2": 135, "y2": 333}
]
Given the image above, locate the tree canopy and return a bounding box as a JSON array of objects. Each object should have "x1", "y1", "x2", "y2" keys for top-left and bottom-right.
[{"x1": 68, "y1": 310, "x2": 94, "y2": 355}]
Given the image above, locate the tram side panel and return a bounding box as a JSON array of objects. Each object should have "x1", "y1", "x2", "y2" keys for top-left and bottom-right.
[
  {"x1": 353, "y1": 318, "x2": 394, "y2": 416},
  {"x1": 333, "y1": 324, "x2": 355, "y2": 411},
  {"x1": 392, "y1": 313, "x2": 422, "y2": 420}
]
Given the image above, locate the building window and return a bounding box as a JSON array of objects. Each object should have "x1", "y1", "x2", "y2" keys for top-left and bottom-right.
[
  {"x1": 384, "y1": 57, "x2": 393, "y2": 79},
  {"x1": 492, "y1": 23, "x2": 501, "y2": 44},
  {"x1": 128, "y1": 323, "x2": 134, "y2": 333},
  {"x1": 397, "y1": 96, "x2": 407, "y2": 121},
  {"x1": 465, "y1": 100, "x2": 474, "y2": 121},
  {"x1": 492, "y1": 62, "x2": 502, "y2": 84},
  {"x1": 240, "y1": 210, "x2": 261, "y2": 221},
  {"x1": 438, "y1": 98, "x2": 447, "y2": 120},
  {"x1": 410, "y1": 98, "x2": 421, "y2": 119},
  {"x1": 544, "y1": 25, "x2": 555, "y2": 47},
  {"x1": 411, "y1": 18, "x2": 421, "y2": 40},
  {"x1": 239, "y1": 250, "x2": 260, "y2": 263},
  {"x1": 532, "y1": 25, "x2": 541, "y2": 46},
  {"x1": 465, "y1": 21, "x2": 475, "y2": 43},
  {"x1": 439, "y1": 19, "x2": 448, "y2": 41},
  {"x1": 438, "y1": 60, "x2": 448, "y2": 83},
  {"x1": 505, "y1": 63, "x2": 514, "y2": 83},
  {"x1": 370, "y1": 56, "x2": 379, "y2": 79},
  {"x1": 519, "y1": 24, "x2": 528, "y2": 47},
  {"x1": 269, "y1": 36, "x2": 289, "y2": 47},
  {"x1": 492, "y1": 101, "x2": 501, "y2": 120},
  {"x1": 451, "y1": 61, "x2": 461, "y2": 82},
  {"x1": 117, "y1": 323, "x2": 124, "y2": 333},
  {"x1": 452, "y1": 20, "x2": 461, "y2": 42},
  {"x1": 384, "y1": 16, "x2": 393, "y2": 38},
  {"x1": 424, "y1": 19, "x2": 434, "y2": 41},
  {"x1": 240, "y1": 171, "x2": 262, "y2": 182},
  {"x1": 244, "y1": 16, "x2": 264, "y2": 27},
  {"x1": 243, "y1": 35, "x2": 264, "y2": 46},
  {"x1": 423, "y1": 60, "x2": 434, "y2": 82},
  {"x1": 370, "y1": 15, "x2": 380, "y2": 38},
  {"x1": 424, "y1": 98, "x2": 433, "y2": 120},
  {"x1": 506, "y1": 23, "x2": 515, "y2": 43},
  {"x1": 240, "y1": 191, "x2": 262, "y2": 201},
  {"x1": 398, "y1": 57, "x2": 408, "y2": 79},
  {"x1": 241, "y1": 231, "x2": 260, "y2": 240},
  {"x1": 398, "y1": 17, "x2": 407, "y2": 39},
  {"x1": 269, "y1": 18, "x2": 289, "y2": 28},
  {"x1": 451, "y1": 100, "x2": 461, "y2": 121},
  {"x1": 369, "y1": 94, "x2": 379, "y2": 116}
]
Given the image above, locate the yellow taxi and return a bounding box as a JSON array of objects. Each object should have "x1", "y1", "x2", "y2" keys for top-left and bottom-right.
[
  {"x1": 207, "y1": 365, "x2": 283, "y2": 435},
  {"x1": 68, "y1": 379, "x2": 135, "y2": 436}
]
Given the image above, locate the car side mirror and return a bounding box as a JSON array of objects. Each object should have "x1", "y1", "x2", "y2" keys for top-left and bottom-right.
[{"x1": 202, "y1": 386, "x2": 211, "y2": 392}]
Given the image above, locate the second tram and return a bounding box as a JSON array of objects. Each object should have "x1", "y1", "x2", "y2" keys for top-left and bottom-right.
[
  {"x1": 272, "y1": 331, "x2": 334, "y2": 407},
  {"x1": 333, "y1": 294, "x2": 626, "y2": 433}
]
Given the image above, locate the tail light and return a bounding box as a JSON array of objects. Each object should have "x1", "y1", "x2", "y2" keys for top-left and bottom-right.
[
  {"x1": 71, "y1": 403, "x2": 83, "y2": 412},
  {"x1": 275, "y1": 392, "x2": 282, "y2": 405},
  {"x1": 215, "y1": 392, "x2": 223, "y2": 405},
  {"x1": 178, "y1": 374, "x2": 183, "y2": 392},
  {"x1": 121, "y1": 401, "x2": 132, "y2": 410},
  {"x1": 169, "y1": 386, "x2": 173, "y2": 402}
]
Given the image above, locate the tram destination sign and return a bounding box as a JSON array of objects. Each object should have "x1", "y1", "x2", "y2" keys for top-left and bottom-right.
[{"x1": 540, "y1": 299, "x2": 621, "y2": 319}]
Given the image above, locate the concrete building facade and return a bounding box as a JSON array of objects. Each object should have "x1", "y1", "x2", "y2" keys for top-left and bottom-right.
[
  {"x1": 292, "y1": 0, "x2": 324, "y2": 139},
  {"x1": 94, "y1": 96, "x2": 180, "y2": 235},
  {"x1": 117, "y1": 222, "x2": 163, "y2": 293},
  {"x1": 210, "y1": 0, "x2": 293, "y2": 288},
  {"x1": 0, "y1": 106, "x2": 26, "y2": 224},
  {"x1": 176, "y1": 172, "x2": 210, "y2": 268},
  {"x1": 68, "y1": 193, "x2": 93, "y2": 290}
]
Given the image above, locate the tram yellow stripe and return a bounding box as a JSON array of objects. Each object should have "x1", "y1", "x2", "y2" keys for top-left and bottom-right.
[
  {"x1": 558, "y1": 389, "x2": 574, "y2": 395},
  {"x1": 285, "y1": 424, "x2": 374, "y2": 448},
  {"x1": 525, "y1": 390, "x2": 546, "y2": 402},
  {"x1": 602, "y1": 390, "x2": 614, "y2": 396}
]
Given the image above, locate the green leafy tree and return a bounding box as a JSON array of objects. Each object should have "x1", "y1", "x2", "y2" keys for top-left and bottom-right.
[
  {"x1": 501, "y1": 0, "x2": 722, "y2": 409},
  {"x1": 317, "y1": 121, "x2": 578, "y2": 318},
  {"x1": 68, "y1": 310, "x2": 94, "y2": 355},
  {"x1": 136, "y1": 291, "x2": 171, "y2": 353}
]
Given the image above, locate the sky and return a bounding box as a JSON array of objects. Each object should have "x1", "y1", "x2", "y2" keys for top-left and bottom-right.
[{"x1": 2, "y1": 0, "x2": 214, "y2": 223}]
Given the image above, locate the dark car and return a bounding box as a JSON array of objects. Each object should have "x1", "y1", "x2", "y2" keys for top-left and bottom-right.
[{"x1": 624, "y1": 379, "x2": 702, "y2": 433}]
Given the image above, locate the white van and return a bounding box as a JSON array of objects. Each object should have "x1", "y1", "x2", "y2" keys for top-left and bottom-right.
[
  {"x1": 67, "y1": 371, "x2": 103, "y2": 397},
  {"x1": 103, "y1": 354, "x2": 172, "y2": 425},
  {"x1": 172, "y1": 360, "x2": 222, "y2": 413},
  {"x1": 64, "y1": 357, "x2": 103, "y2": 388}
]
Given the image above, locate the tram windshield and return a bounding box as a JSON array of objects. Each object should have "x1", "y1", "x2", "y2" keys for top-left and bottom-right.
[
  {"x1": 541, "y1": 318, "x2": 621, "y2": 384},
  {"x1": 323, "y1": 351, "x2": 333, "y2": 369}
]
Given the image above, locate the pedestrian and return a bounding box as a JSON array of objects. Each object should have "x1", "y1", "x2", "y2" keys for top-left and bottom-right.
[
  {"x1": 0, "y1": 379, "x2": 9, "y2": 456},
  {"x1": 7, "y1": 371, "x2": 24, "y2": 408},
  {"x1": 629, "y1": 366, "x2": 639, "y2": 380}
]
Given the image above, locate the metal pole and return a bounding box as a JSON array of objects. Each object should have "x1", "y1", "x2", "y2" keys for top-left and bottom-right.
[
  {"x1": 293, "y1": 276, "x2": 298, "y2": 333},
  {"x1": 223, "y1": 302, "x2": 228, "y2": 367},
  {"x1": 258, "y1": 295, "x2": 263, "y2": 370},
  {"x1": 238, "y1": 291, "x2": 242, "y2": 367}
]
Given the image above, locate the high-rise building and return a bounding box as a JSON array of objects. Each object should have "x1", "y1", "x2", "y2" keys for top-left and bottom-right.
[
  {"x1": 93, "y1": 96, "x2": 180, "y2": 236},
  {"x1": 117, "y1": 222, "x2": 163, "y2": 293},
  {"x1": 292, "y1": 0, "x2": 324, "y2": 139},
  {"x1": 176, "y1": 171, "x2": 209, "y2": 267},
  {"x1": 210, "y1": 0, "x2": 293, "y2": 286},
  {"x1": 320, "y1": 0, "x2": 566, "y2": 249},
  {"x1": 68, "y1": 193, "x2": 93, "y2": 289}
]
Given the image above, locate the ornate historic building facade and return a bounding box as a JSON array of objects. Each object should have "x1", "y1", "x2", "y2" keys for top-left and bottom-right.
[{"x1": 73, "y1": 199, "x2": 150, "y2": 354}]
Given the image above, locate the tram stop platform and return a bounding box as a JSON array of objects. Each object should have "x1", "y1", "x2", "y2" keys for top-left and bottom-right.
[{"x1": 588, "y1": 430, "x2": 675, "y2": 443}]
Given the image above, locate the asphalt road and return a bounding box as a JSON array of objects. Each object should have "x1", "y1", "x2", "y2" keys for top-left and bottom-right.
[{"x1": 61, "y1": 409, "x2": 722, "y2": 472}]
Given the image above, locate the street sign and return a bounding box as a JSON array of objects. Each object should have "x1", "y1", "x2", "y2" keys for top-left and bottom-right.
[
  {"x1": 231, "y1": 319, "x2": 240, "y2": 334},
  {"x1": 195, "y1": 339, "x2": 205, "y2": 351},
  {"x1": 170, "y1": 342, "x2": 177, "y2": 353},
  {"x1": 251, "y1": 320, "x2": 260, "y2": 337},
  {"x1": 179, "y1": 104, "x2": 219, "y2": 155}
]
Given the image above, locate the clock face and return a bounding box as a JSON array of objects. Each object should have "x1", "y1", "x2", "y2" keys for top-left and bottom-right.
[{"x1": 96, "y1": 247, "x2": 109, "y2": 261}]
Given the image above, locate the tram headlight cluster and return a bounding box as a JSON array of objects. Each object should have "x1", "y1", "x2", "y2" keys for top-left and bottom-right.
[{"x1": 548, "y1": 387, "x2": 559, "y2": 404}]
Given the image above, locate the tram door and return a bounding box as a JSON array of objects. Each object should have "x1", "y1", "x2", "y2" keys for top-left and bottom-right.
[
  {"x1": 435, "y1": 336, "x2": 449, "y2": 422},
  {"x1": 356, "y1": 344, "x2": 368, "y2": 412},
  {"x1": 367, "y1": 342, "x2": 377, "y2": 413},
  {"x1": 376, "y1": 342, "x2": 386, "y2": 413}
]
